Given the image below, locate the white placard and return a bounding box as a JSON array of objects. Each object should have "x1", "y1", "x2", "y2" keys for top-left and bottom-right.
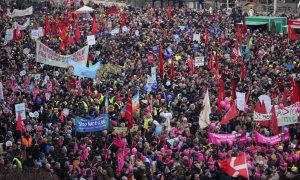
[
  {"x1": 195, "y1": 56, "x2": 204, "y2": 66},
  {"x1": 122, "y1": 26, "x2": 129, "y2": 32},
  {"x1": 193, "y1": 33, "x2": 200, "y2": 42},
  {"x1": 31, "y1": 30, "x2": 40, "y2": 40},
  {"x1": 151, "y1": 67, "x2": 156, "y2": 81},
  {"x1": 37, "y1": 27, "x2": 44, "y2": 37},
  {"x1": 87, "y1": 35, "x2": 96, "y2": 45},
  {"x1": 15, "y1": 103, "x2": 26, "y2": 120}
]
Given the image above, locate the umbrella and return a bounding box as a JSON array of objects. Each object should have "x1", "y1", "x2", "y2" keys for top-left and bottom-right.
[{"x1": 245, "y1": 2, "x2": 256, "y2": 7}]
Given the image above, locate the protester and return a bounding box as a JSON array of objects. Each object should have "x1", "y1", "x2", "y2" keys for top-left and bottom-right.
[{"x1": 0, "y1": 1, "x2": 299, "y2": 180}]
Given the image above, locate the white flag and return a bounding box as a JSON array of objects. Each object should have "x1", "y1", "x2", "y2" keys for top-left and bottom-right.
[{"x1": 199, "y1": 90, "x2": 211, "y2": 129}]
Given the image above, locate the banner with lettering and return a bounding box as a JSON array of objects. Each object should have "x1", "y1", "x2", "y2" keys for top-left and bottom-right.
[
  {"x1": 14, "y1": 18, "x2": 30, "y2": 30},
  {"x1": 7, "y1": 6, "x2": 33, "y2": 17},
  {"x1": 253, "y1": 111, "x2": 272, "y2": 121},
  {"x1": 75, "y1": 114, "x2": 109, "y2": 133},
  {"x1": 254, "y1": 131, "x2": 290, "y2": 145},
  {"x1": 68, "y1": 59, "x2": 100, "y2": 79},
  {"x1": 275, "y1": 102, "x2": 300, "y2": 126},
  {"x1": 208, "y1": 132, "x2": 247, "y2": 144},
  {"x1": 36, "y1": 41, "x2": 89, "y2": 68}
]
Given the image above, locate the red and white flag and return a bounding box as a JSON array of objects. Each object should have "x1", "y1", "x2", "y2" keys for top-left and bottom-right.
[
  {"x1": 231, "y1": 40, "x2": 241, "y2": 61},
  {"x1": 218, "y1": 154, "x2": 249, "y2": 179}
]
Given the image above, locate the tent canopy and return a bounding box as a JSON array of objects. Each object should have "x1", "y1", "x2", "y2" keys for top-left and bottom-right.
[{"x1": 74, "y1": 6, "x2": 95, "y2": 14}]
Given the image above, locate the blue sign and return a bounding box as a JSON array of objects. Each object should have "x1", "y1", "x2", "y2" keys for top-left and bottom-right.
[
  {"x1": 75, "y1": 114, "x2": 109, "y2": 133},
  {"x1": 194, "y1": 43, "x2": 200, "y2": 52},
  {"x1": 153, "y1": 46, "x2": 158, "y2": 54}
]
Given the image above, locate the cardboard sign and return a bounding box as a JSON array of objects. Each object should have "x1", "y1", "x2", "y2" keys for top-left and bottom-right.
[
  {"x1": 31, "y1": 30, "x2": 40, "y2": 40},
  {"x1": 15, "y1": 103, "x2": 26, "y2": 120},
  {"x1": 87, "y1": 35, "x2": 96, "y2": 45},
  {"x1": 37, "y1": 27, "x2": 44, "y2": 37},
  {"x1": 114, "y1": 127, "x2": 127, "y2": 134},
  {"x1": 195, "y1": 56, "x2": 204, "y2": 66}
]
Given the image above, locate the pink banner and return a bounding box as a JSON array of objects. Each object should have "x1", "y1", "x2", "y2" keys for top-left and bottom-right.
[
  {"x1": 208, "y1": 132, "x2": 247, "y2": 144},
  {"x1": 254, "y1": 131, "x2": 290, "y2": 145}
]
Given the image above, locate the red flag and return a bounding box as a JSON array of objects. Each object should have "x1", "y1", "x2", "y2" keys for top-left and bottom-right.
[
  {"x1": 209, "y1": 51, "x2": 215, "y2": 73},
  {"x1": 231, "y1": 80, "x2": 237, "y2": 105},
  {"x1": 167, "y1": 5, "x2": 172, "y2": 20},
  {"x1": 218, "y1": 80, "x2": 225, "y2": 113},
  {"x1": 170, "y1": 57, "x2": 175, "y2": 81},
  {"x1": 271, "y1": 105, "x2": 279, "y2": 135},
  {"x1": 215, "y1": 69, "x2": 220, "y2": 84},
  {"x1": 60, "y1": 111, "x2": 64, "y2": 123},
  {"x1": 75, "y1": 26, "x2": 80, "y2": 43},
  {"x1": 215, "y1": 52, "x2": 219, "y2": 70},
  {"x1": 124, "y1": 94, "x2": 133, "y2": 130},
  {"x1": 65, "y1": 0, "x2": 69, "y2": 5},
  {"x1": 159, "y1": 47, "x2": 164, "y2": 78},
  {"x1": 44, "y1": 16, "x2": 50, "y2": 36},
  {"x1": 291, "y1": 77, "x2": 300, "y2": 104},
  {"x1": 232, "y1": 40, "x2": 240, "y2": 61},
  {"x1": 69, "y1": 35, "x2": 75, "y2": 45},
  {"x1": 242, "y1": 17, "x2": 247, "y2": 34},
  {"x1": 117, "y1": 154, "x2": 125, "y2": 173},
  {"x1": 282, "y1": 87, "x2": 288, "y2": 106},
  {"x1": 60, "y1": 25, "x2": 68, "y2": 45},
  {"x1": 237, "y1": 25, "x2": 242, "y2": 41},
  {"x1": 241, "y1": 60, "x2": 246, "y2": 82},
  {"x1": 16, "y1": 112, "x2": 26, "y2": 132},
  {"x1": 288, "y1": 26, "x2": 298, "y2": 41},
  {"x1": 220, "y1": 102, "x2": 239, "y2": 125},
  {"x1": 113, "y1": 135, "x2": 125, "y2": 148},
  {"x1": 13, "y1": 27, "x2": 21, "y2": 41},
  {"x1": 91, "y1": 13, "x2": 98, "y2": 35},
  {"x1": 189, "y1": 55, "x2": 194, "y2": 76},
  {"x1": 204, "y1": 28, "x2": 209, "y2": 45},
  {"x1": 255, "y1": 100, "x2": 271, "y2": 128},
  {"x1": 52, "y1": 22, "x2": 57, "y2": 38},
  {"x1": 121, "y1": 12, "x2": 126, "y2": 27},
  {"x1": 106, "y1": 6, "x2": 119, "y2": 15},
  {"x1": 59, "y1": 42, "x2": 65, "y2": 51},
  {"x1": 218, "y1": 154, "x2": 249, "y2": 179}
]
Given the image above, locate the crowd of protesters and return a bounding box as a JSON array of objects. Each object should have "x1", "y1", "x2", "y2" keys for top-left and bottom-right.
[{"x1": 0, "y1": 1, "x2": 299, "y2": 180}]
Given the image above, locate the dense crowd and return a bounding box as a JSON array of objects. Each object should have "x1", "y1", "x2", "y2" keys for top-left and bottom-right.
[{"x1": 0, "y1": 2, "x2": 299, "y2": 180}]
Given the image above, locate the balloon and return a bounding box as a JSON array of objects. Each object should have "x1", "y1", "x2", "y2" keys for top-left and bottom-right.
[
  {"x1": 225, "y1": 104, "x2": 231, "y2": 111},
  {"x1": 143, "y1": 86, "x2": 148, "y2": 92},
  {"x1": 247, "y1": 137, "x2": 252, "y2": 142},
  {"x1": 132, "y1": 148, "x2": 137, "y2": 155},
  {"x1": 279, "y1": 103, "x2": 284, "y2": 110},
  {"x1": 167, "y1": 95, "x2": 172, "y2": 101},
  {"x1": 244, "y1": 105, "x2": 249, "y2": 113},
  {"x1": 228, "y1": 141, "x2": 233, "y2": 147},
  {"x1": 224, "y1": 97, "x2": 230, "y2": 104},
  {"x1": 297, "y1": 107, "x2": 300, "y2": 113},
  {"x1": 210, "y1": 123, "x2": 216, "y2": 130},
  {"x1": 220, "y1": 101, "x2": 226, "y2": 107},
  {"x1": 283, "y1": 127, "x2": 289, "y2": 134}
]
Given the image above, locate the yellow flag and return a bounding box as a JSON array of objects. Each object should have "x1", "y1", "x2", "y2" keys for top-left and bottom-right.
[{"x1": 249, "y1": 37, "x2": 253, "y2": 49}]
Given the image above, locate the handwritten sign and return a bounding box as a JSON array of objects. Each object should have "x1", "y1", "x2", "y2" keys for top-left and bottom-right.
[
  {"x1": 195, "y1": 56, "x2": 204, "y2": 66},
  {"x1": 87, "y1": 35, "x2": 96, "y2": 45},
  {"x1": 15, "y1": 103, "x2": 26, "y2": 120}
]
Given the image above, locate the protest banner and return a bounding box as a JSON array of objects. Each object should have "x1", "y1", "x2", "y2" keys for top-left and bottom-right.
[
  {"x1": 253, "y1": 111, "x2": 272, "y2": 121},
  {"x1": 68, "y1": 59, "x2": 100, "y2": 79},
  {"x1": 37, "y1": 27, "x2": 44, "y2": 37},
  {"x1": 195, "y1": 56, "x2": 204, "y2": 66},
  {"x1": 14, "y1": 18, "x2": 30, "y2": 30},
  {"x1": 36, "y1": 41, "x2": 89, "y2": 68},
  {"x1": 254, "y1": 131, "x2": 290, "y2": 145},
  {"x1": 208, "y1": 132, "x2": 247, "y2": 144},
  {"x1": 193, "y1": 33, "x2": 200, "y2": 42},
  {"x1": 15, "y1": 103, "x2": 26, "y2": 120},
  {"x1": 98, "y1": 63, "x2": 122, "y2": 76},
  {"x1": 7, "y1": 6, "x2": 33, "y2": 17},
  {"x1": 275, "y1": 102, "x2": 300, "y2": 126},
  {"x1": 87, "y1": 35, "x2": 96, "y2": 45},
  {"x1": 75, "y1": 114, "x2": 109, "y2": 133},
  {"x1": 5, "y1": 29, "x2": 14, "y2": 43},
  {"x1": 130, "y1": 125, "x2": 139, "y2": 133},
  {"x1": 114, "y1": 127, "x2": 127, "y2": 134}
]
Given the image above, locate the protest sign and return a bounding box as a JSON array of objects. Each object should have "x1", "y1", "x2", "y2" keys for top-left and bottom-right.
[
  {"x1": 87, "y1": 35, "x2": 96, "y2": 45},
  {"x1": 208, "y1": 132, "x2": 247, "y2": 144},
  {"x1": 147, "y1": 53, "x2": 154, "y2": 63},
  {"x1": 195, "y1": 56, "x2": 204, "y2": 66},
  {"x1": 7, "y1": 6, "x2": 33, "y2": 17},
  {"x1": 36, "y1": 41, "x2": 89, "y2": 68},
  {"x1": 236, "y1": 92, "x2": 246, "y2": 111},
  {"x1": 15, "y1": 103, "x2": 26, "y2": 120},
  {"x1": 14, "y1": 18, "x2": 30, "y2": 30},
  {"x1": 37, "y1": 27, "x2": 44, "y2": 37},
  {"x1": 254, "y1": 131, "x2": 290, "y2": 145},
  {"x1": 193, "y1": 33, "x2": 200, "y2": 42},
  {"x1": 130, "y1": 125, "x2": 139, "y2": 133},
  {"x1": 275, "y1": 102, "x2": 300, "y2": 126},
  {"x1": 114, "y1": 127, "x2": 127, "y2": 134},
  {"x1": 75, "y1": 114, "x2": 109, "y2": 133},
  {"x1": 31, "y1": 30, "x2": 39, "y2": 40},
  {"x1": 0, "y1": 82, "x2": 4, "y2": 101},
  {"x1": 151, "y1": 67, "x2": 156, "y2": 81},
  {"x1": 68, "y1": 59, "x2": 100, "y2": 79},
  {"x1": 98, "y1": 63, "x2": 122, "y2": 76},
  {"x1": 253, "y1": 111, "x2": 272, "y2": 121},
  {"x1": 5, "y1": 29, "x2": 14, "y2": 43},
  {"x1": 155, "y1": 125, "x2": 162, "y2": 135}
]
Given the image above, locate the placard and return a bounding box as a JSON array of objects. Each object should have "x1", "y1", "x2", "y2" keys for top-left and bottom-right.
[
  {"x1": 87, "y1": 35, "x2": 96, "y2": 45},
  {"x1": 31, "y1": 30, "x2": 40, "y2": 40},
  {"x1": 15, "y1": 103, "x2": 26, "y2": 120},
  {"x1": 75, "y1": 114, "x2": 109, "y2": 133},
  {"x1": 195, "y1": 56, "x2": 204, "y2": 66}
]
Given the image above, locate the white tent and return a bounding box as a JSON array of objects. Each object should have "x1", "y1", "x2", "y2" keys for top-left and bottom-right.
[{"x1": 74, "y1": 6, "x2": 95, "y2": 14}]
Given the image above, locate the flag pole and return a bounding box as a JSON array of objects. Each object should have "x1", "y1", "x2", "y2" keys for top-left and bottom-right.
[{"x1": 243, "y1": 145, "x2": 250, "y2": 180}]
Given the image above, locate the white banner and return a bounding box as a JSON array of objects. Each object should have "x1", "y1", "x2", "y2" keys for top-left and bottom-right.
[
  {"x1": 87, "y1": 35, "x2": 96, "y2": 45},
  {"x1": 7, "y1": 6, "x2": 33, "y2": 18},
  {"x1": 36, "y1": 41, "x2": 89, "y2": 68},
  {"x1": 195, "y1": 56, "x2": 204, "y2": 66},
  {"x1": 276, "y1": 102, "x2": 300, "y2": 126},
  {"x1": 236, "y1": 92, "x2": 246, "y2": 111},
  {"x1": 253, "y1": 111, "x2": 272, "y2": 121},
  {"x1": 4, "y1": 29, "x2": 14, "y2": 43},
  {"x1": 14, "y1": 18, "x2": 30, "y2": 30}
]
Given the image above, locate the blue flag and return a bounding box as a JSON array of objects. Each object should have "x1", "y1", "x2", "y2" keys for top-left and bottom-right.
[{"x1": 68, "y1": 59, "x2": 101, "y2": 79}]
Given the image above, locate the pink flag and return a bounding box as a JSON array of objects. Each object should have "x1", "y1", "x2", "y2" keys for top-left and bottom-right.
[
  {"x1": 45, "y1": 92, "x2": 51, "y2": 101},
  {"x1": 73, "y1": 142, "x2": 78, "y2": 154},
  {"x1": 81, "y1": 145, "x2": 89, "y2": 161},
  {"x1": 117, "y1": 154, "x2": 125, "y2": 174},
  {"x1": 47, "y1": 82, "x2": 53, "y2": 92},
  {"x1": 24, "y1": 76, "x2": 29, "y2": 91},
  {"x1": 75, "y1": 80, "x2": 81, "y2": 89},
  {"x1": 113, "y1": 135, "x2": 125, "y2": 148}
]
